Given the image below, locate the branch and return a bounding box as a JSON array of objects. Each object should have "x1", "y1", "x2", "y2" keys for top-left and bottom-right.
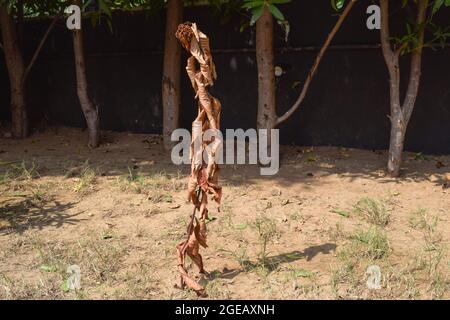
[
  {"x1": 380, "y1": 0, "x2": 402, "y2": 114},
  {"x1": 276, "y1": 0, "x2": 357, "y2": 126},
  {"x1": 394, "y1": 42, "x2": 408, "y2": 57},
  {"x1": 402, "y1": 0, "x2": 428, "y2": 123},
  {"x1": 22, "y1": 13, "x2": 62, "y2": 84},
  {"x1": 380, "y1": 0, "x2": 398, "y2": 71}
]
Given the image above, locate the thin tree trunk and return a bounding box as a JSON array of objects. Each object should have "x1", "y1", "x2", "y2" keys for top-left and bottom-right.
[
  {"x1": 0, "y1": 4, "x2": 28, "y2": 138},
  {"x1": 162, "y1": 0, "x2": 183, "y2": 150},
  {"x1": 72, "y1": 0, "x2": 99, "y2": 148},
  {"x1": 256, "y1": 6, "x2": 277, "y2": 137},
  {"x1": 380, "y1": 0, "x2": 427, "y2": 177},
  {"x1": 380, "y1": 0, "x2": 403, "y2": 177},
  {"x1": 0, "y1": 4, "x2": 60, "y2": 139}
]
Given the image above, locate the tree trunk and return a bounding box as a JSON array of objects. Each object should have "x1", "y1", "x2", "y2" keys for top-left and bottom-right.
[
  {"x1": 380, "y1": 0, "x2": 427, "y2": 177},
  {"x1": 162, "y1": 0, "x2": 183, "y2": 150},
  {"x1": 256, "y1": 6, "x2": 277, "y2": 137},
  {"x1": 0, "y1": 5, "x2": 28, "y2": 138},
  {"x1": 72, "y1": 0, "x2": 99, "y2": 148},
  {"x1": 387, "y1": 113, "x2": 406, "y2": 177}
]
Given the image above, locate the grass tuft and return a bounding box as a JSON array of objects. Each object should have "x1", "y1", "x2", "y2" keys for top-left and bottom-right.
[{"x1": 353, "y1": 197, "x2": 390, "y2": 227}]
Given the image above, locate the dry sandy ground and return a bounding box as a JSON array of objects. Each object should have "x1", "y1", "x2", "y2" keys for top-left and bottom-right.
[{"x1": 0, "y1": 127, "x2": 449, "y2": 300}]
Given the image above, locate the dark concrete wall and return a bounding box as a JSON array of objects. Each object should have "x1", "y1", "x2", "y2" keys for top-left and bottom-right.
[{"x1": 0, "y1": 1, "x2": 449, "y2": 153}]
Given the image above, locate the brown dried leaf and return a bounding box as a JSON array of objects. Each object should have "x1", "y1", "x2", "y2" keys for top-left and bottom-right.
[
  {"x1": 176, "y1": 22, "x2": 222, "y2": 298},
  {"x1": 194, "y1": 222, "x2": 208, "y2": 248}
]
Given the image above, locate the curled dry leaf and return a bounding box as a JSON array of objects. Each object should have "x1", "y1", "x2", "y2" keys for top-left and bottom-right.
[{"x1": 175, "y1": 22, "x2": 222, "y2": 296}]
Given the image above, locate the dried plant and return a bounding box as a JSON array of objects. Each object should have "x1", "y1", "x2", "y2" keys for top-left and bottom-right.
[{"x1": 175, "y1": 22, "x2": 222, "y2": 297}]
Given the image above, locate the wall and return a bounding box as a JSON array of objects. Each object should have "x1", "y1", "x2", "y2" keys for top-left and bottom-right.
[{"x1": 0, "y1": 1, "x2": 449, "y2": 153}]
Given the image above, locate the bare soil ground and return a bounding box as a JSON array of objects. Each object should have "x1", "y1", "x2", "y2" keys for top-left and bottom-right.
[{"x1": 0, "y1": 127, "x2": 449, "y2": 300}]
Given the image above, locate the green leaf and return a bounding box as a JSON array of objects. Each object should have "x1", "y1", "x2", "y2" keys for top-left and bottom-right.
[
  {"x1": 432, "y1": 0, "x2": 444, "y2": 15},
  {"x1": 285, "y1": 252, "x2": 302, "y2": 259},
  {"x1": 268, "y1": 4, "x2": 285, "y2": 21},
  {"x1": 83, "y1": 0, "x2": 94, "y2": 11},
  {"x1": 206, "y1": 216, "x2": 217, "y2": 224},
  {"x1": 242, "y1": 0, "x2": 264, "y2": 9},
  {"x1": 271, "y1": 0, "x2": 291, "y2": 4},
  {"x1": 331, "y1": 0, "x2": 345, "y2": 11},
  {"x1": 235, "y1": 223, "x2": 248, "y2": 230},
  {"x1": 61, "y1": 280, "x2": 70, "y2": 293},
  {"x1": 40, "y1": 264, "x2": 57, "y2": 273},
  {"x1": 332, "y1": 209, "x2": 350, "y2": 218},
  {"x1": 250, "y1": 5, "x2": 264, "y2": 25},
  {"x1": 98, "y1": 0, "x2": 112, "y2": 18},
  {"x1": 102, "y1": 232, "x2": 113, "y2": 239},
  {"x1": 293, "y1": 268, "x2": 314, "y2": 278}
]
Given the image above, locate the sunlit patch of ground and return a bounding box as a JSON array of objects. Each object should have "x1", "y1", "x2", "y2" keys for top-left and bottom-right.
[{"x1": 0, "y1": 127, "x2": 449, "y2": 299}]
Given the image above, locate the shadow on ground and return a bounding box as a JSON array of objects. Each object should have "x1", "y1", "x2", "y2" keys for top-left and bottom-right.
[
  {"x1": 208, "y1": 243, "x2": 337, "y2": 281},
  {"x1": 0, "y1": 129, "x2": 448, "y2": 191},
  {"x1": 0, "y1": 198, "x2": 85, "y2": 235}
]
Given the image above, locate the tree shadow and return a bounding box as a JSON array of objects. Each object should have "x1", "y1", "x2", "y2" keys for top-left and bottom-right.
[
  {"x1": 1, "y1": 129, "x2": 448, "y2": 190},
  {"x1": 207, "y1": 243, "x2": 337, "y2": 281},
  {"x1": 0, "y1": 198, "x2": 85, "y2": 235}
]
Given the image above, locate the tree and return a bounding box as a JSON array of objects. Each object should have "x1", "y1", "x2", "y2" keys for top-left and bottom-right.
[
  {"x1": 68, "y1": 0, "x2": 161, "y2": 148},
  {"x1": 255, "y1": 4, "x2": 276, "y2": 135},
  {"x1": 162, "y1": 0, "x2": 183, "y2": 150},
  {"x1": 68, "y1": 0, "x2": 166, "y2": 148},
  {"x1": 0, "y1": 3, "x2": 26, "y2": 138},
  {"x1": 380, "y1": 0, "x2": 450, "y2": 177},
  {"x1": 0, "y1": 0, "x2": 61, "y2": 138},
  {"x1": 71, "y1": 0, "x2": 100, "y2": 148},
  {"x1": 243, "y1": 0, "x2": 357, "y2": 141}
]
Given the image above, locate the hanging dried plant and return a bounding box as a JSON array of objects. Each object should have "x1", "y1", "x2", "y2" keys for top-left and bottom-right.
[{"x1": 175, "y1": 22, "x2": 222, "y2": 297}]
